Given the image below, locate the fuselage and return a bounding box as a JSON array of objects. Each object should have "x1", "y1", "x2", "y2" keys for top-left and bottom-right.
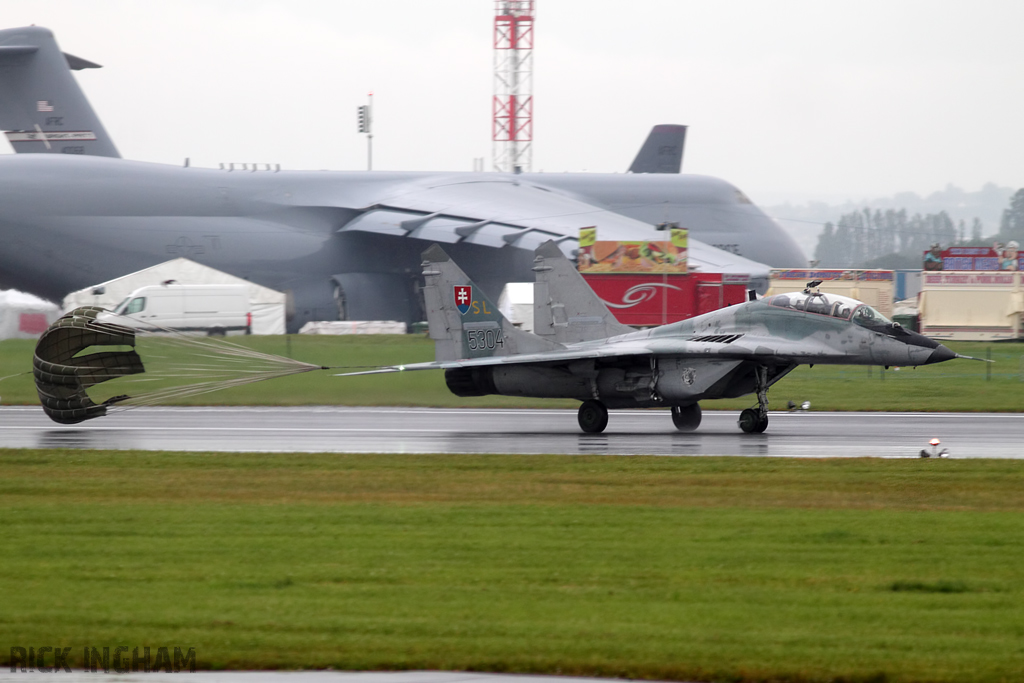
[
  {"x1": 0, "y1": 154, "x2": 805, "y2": 330},
  {"x1": 632, "y1": 292, "x2": 951, "y2": 368},
  {"x1": 446, "y1": 290, "x2": 955, "y2": 410}
]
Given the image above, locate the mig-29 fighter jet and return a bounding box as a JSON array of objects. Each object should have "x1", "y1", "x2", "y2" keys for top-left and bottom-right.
[{"x1": 339, "y1": 243, "x2": 972, "y2": 433}]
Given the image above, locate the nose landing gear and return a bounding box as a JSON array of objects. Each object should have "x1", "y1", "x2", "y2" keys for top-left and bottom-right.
[{"x1": 738, "y1": 364, "x2": 770, "y2": 433}]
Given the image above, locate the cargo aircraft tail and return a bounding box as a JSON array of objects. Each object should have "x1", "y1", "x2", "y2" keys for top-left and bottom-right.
[
  {"x1": 628, "y1": 124, "x2": 686, "y2": 173},
  {"x1": 0, "y1": 25, "x2": 120, "y2": 158}
]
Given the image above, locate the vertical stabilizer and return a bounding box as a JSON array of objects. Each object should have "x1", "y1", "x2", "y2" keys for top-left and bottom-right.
[
  {"x1": 627, "y1": 124, "x2": 686, "y2": 174},
  {"x1": 421, "y1": 244, "x2": 562, "y2": 362},
  {"x1": 0, "y1": 26, "x2": 120, "y2": 158},
  {"x1": 533, "y1": 241, "x2": 634, "y2": 344}
]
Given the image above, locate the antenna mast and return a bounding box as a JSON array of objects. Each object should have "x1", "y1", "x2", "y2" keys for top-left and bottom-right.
[{"x1": 492, "y1": 1, "x2": 534, "y2": 173}]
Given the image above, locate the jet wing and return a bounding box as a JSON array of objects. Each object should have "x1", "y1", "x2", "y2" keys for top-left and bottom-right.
[
  {"x1": 337, "y1": 175, "x2": 771, "y2": 276},
  {"x1": 334, "y1": 342, "x2": 655, "y2": 377},
  {"x1": 336, "y1": 333, "x2": 855, "y2": 378}
]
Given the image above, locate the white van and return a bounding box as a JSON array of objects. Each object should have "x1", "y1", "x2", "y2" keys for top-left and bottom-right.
[{"x1": 111, "y1": 283, "x2": 250, "y2": 335}]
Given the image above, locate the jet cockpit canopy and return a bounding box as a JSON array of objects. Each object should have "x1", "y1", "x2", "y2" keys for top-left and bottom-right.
[{"x1": 766, "y1": 291, "x2": 893, "y2": 330}]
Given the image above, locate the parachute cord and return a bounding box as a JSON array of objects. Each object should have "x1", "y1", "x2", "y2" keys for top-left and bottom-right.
[
  {"x1": 0, "y1": 371, "x2": 31, "y2": 383},
  {"x1": 102, "y1": 363, "x2": 397, "y2": 410},
  {"x1": 105, "y1": 363, "x2": 326, "y2": 411},
  {"x1": 36, "y1": 307, "x2": 415, "y2": 415}
]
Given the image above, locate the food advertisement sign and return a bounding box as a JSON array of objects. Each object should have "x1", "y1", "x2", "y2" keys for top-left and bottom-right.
[
  {"x1": 923, "y1": 243, "x2": 1022, "y2": 271},
  {"x1": 577, "y1": 227, "x2": 688, "y2": 274}
]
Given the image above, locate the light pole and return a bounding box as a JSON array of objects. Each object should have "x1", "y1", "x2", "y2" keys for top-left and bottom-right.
[{"x1": 357, "y1": 93, "x2": 373, "y2": 170}]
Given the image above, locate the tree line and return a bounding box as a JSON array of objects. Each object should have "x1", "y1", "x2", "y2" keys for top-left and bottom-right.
[{"x1": 813, "y1": 188, "x2": 1024, "y2": 269}]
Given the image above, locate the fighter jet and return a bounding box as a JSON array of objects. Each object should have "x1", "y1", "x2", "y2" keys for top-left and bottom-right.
[
  {"x1": 339, "y1": 242, "x2": 970, "y2": 433},
  {"x1": 0, "y1": 26, "x2": 804, "y2": 331}
]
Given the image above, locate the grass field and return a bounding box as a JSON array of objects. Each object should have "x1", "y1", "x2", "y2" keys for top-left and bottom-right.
[
  {"x1": 2, "y1": 336, "x2": 1023, "y2": 411},
  {"x1": 1, "y1": 450, "x2": 1023, "y2": 682}
]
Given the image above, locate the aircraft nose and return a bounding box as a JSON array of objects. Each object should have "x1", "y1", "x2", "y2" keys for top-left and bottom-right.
[
  {"x1": 899, "y1": 328, "x2": 940, "y2": 349},
  {"x1": 925, "y1": 344, "x2": 957, "y2": 364}
]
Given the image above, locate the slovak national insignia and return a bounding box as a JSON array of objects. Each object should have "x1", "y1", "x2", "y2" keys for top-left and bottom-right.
[{"x1": 454, "y1": 285, "x2": 472, "y2": 315}]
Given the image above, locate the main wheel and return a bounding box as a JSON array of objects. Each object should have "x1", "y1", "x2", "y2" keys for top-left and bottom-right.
[
  {"x1": 671, "y1": 403, "x2": 702, "y2": 431},
  {"x1": 738, "y1": 408, "x2": 768, "y2": 434},
  {"x1": 578, "y1": 400, "x2": 609, "y2": 433}
]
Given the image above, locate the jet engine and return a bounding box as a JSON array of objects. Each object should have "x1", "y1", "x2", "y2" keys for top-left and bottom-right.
[{"x1": 445, "y1": 357, "x2": 748, "y2": 406}]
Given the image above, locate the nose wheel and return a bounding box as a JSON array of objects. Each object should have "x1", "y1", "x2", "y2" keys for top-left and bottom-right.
[
  {"x1": 738, "y1": 408, "x2": 768, "y2": 433},
  {"x1": 738, "y1": 364, "x2": 770, "y2": 433}
]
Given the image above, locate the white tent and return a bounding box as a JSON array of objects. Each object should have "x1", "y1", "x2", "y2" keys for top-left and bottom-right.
[
  {"x1": 62, "y1": 258, "x2": 287, "y2": 335},
  {"x1": 498, "y1": 282, "x2": 534, "y2": 332},
  {"x1": 299, "y1": 320, "x2": 406, "y2": 335},
  {"x1": 0, "y1": 290, "x2": 61, "y2": 340}
]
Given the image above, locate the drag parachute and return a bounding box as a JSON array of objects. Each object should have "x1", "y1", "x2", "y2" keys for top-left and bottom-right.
[
  {"x1": 33, "y1": 307, "x2": 144, "y2": 424},
  {"x1": 34, "y1": 307, "x2": 326, "y2": 424}
]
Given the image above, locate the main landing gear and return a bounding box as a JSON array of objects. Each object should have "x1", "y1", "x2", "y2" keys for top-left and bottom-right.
[
  {"x1": 738, "y1": 364, "x2": 770, "y2": 434},
  {"x1": 578, "y1": 399, "x2": 609, "y2": 433},
  {"x1": 578, "y1": 401, "x2": 704, "y2": 434},
  {"x1": 671, "y1": 403, "x2": 701, "y2": 431}
]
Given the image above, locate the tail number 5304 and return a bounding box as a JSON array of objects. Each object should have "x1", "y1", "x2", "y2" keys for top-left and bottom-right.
[{"x1": 466, "y1": 328, "x2": 504, "y2": 350}]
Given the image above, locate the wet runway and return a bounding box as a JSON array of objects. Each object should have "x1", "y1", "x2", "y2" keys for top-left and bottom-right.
[{"x1": 0, "y1": 405, "x2": 1020, "y2": 458}]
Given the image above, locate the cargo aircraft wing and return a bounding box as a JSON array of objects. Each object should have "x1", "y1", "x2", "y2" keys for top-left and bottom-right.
[{"x1": 338, "y1": 175, "x2": 772, "y2": 278}]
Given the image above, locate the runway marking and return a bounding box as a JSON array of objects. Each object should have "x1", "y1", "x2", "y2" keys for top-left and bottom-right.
[{"x1": 1, "y1": 426, "x2": 525, "y2": 433}]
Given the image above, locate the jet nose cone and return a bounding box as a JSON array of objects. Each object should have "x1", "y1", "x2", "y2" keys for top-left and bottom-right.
[{"x1": 926, "y1": 344, "x2": 957, "y2": 364}]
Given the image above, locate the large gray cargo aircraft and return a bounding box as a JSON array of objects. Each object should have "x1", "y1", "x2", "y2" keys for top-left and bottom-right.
[{"x1": 0, "y1": 26, "x2": 805, "y2": 331}]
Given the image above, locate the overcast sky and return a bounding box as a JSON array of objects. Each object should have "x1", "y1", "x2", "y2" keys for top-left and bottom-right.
[{"x1": 4, "y1": 0, "x2": 1023, "y2": 205}]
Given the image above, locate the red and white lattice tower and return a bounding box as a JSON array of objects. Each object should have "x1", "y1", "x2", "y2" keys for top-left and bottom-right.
[{"x1": 492, "y1": 0, "x2": 534, "y2": 173}]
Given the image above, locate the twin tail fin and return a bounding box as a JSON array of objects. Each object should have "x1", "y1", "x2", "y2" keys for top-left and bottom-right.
[
  {"x1": 421, "y1": 244, "x2": 562, "y2": 362},
  {"x1": 532, "y1": 241, "x2": 633, "y2": 344}
]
